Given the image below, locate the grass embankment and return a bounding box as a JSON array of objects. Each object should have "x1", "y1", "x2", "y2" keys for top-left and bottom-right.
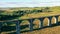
[{"x1": 22, "y1": 26, "x2": 60, "y2": 34}]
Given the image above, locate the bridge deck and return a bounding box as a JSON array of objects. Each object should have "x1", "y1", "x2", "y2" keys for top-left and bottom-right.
[{"x1": 0, "y1": 14, "x2": 60, "y2": 22}]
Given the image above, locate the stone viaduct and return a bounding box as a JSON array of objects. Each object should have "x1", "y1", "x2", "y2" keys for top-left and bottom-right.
[{"x1": 0, "y1": 15, "x2": 60, "y2": 34}]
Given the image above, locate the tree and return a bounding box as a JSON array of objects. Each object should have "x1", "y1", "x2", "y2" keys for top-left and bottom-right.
[
  {"x1": 0, "y1": 10, "x2": 5, "y2": 15},
  {"x1": 42, "y1": 7, "x2": 51, "y2": 12},
  {"x1": 13, "y1": 10, "x2": 26, "y2": 16}
]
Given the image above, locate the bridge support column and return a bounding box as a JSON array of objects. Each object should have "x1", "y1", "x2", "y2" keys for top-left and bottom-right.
[
  {"x1": 28, "y1": 19, "x2": 34, "y2": 31},
  {"x1": 48, "y1": 17, "x2": 52, "y2": 26},
  {"x1": 55, "y1": 16, "x2": 58, "y2": 25},
  {"x1": 16, "y1": 20, "x2": 21, "y2": 34},
  {"x1": 0, "y1": 22, "x2": 2, "y2": 34},
  {"x1": 39, "y1": 18, "x2": 44, "y2": 28}
]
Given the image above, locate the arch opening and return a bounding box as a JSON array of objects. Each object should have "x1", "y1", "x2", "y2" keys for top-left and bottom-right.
[
  {"x1": 33, "y1": 19, "x2": 41, "y2": 29},
  {"x1": 58, "y1": 16, "x2": 60, "y2": 22},
  {"x1": 43, "y1": 18, "x2": 50, "y2": 27},
  {"x1": 51, "y1": 17, "x2": 56, "y2": 24},
  {"x1": 20, "y1": 20, "x2": 30, "y2": 31}
]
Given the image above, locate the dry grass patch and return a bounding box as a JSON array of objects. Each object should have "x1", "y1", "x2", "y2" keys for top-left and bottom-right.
[{"x1": 22, "y1": 26, "x2": 60, "y2": 34}]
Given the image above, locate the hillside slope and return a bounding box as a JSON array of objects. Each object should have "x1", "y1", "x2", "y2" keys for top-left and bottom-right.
[{"x1": 22, "y1": 26, "x2": 60, "y2": 34}]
